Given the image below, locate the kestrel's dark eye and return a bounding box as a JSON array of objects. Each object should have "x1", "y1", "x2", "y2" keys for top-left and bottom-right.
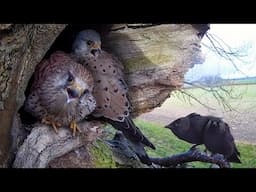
[
  {"x1": 87, "y1": 40, "x2": 93, "y2": 46},
  {"x1": 67, "y1": 72, "x2": 74, "y2": 83}
]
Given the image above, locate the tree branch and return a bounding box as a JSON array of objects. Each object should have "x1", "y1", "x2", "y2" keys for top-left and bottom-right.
[
  {"x1": 12, "y1": 120, "x2": 102, "y2": 168},
  {"x1": 150, "y1": 147, "x2": 230, "y2": 168}
]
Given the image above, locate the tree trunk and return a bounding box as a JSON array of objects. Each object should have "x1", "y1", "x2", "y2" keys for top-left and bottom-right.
[
  {"x1": 0, "y1": 24, "x2": 66, "y2": 167},
  {"x1": 0, "y1": 24, "x2": 206, "y2": 168},
  {"x1": 102, "y1": 24, "x2": 204, "y2": 116}
]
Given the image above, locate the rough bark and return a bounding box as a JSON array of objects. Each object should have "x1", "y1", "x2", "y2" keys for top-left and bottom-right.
[
  {"x1": 0, "y1": 24, "x2": 207, "y2": 168},
  {"x1": 0, "y1": 24, "x2": 66, "y2": 166},
  {"x1": 102, "y1": 24, "x2": 204, "y2": 116},
  {"x1": 13, "y1": 120, "x2": 102, "y2": 168}
]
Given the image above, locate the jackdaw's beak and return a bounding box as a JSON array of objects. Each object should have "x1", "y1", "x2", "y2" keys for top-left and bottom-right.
[{"x1": 164, "y1": 124, "x2": 170, "y2": 129}]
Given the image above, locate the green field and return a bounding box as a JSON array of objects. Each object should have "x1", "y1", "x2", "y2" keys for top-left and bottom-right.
[
  {"x1": 229, "y1": 78, "x2": 256, "y2": 85},
  {"x1": 170, "y1": 84, "x2": 256, "y2": 110}
]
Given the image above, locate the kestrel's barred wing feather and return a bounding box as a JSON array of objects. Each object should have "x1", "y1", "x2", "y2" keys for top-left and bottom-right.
[
  {"x1": 25, "y1": 57, "x2": 55, "y2": 119},
  {"x1": 24, "y1": 89, "x2": 46, "y2": 120}
]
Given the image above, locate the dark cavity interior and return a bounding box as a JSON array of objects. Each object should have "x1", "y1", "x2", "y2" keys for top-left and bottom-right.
[{"x1": 19, "y1": 24, "x2": 113, "y2": 125}]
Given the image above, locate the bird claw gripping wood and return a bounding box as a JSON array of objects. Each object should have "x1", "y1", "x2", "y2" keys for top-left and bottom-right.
[
  {"x1": 41, "y1": 117, "x2": 62, "y2": 133},
  {"x1": 70, "y1": 120, "x2": 82, "y2": 136}
]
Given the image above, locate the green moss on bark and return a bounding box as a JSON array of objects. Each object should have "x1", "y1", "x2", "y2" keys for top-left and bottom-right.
[{"x1": 89, "y1": 140, "x2": 116, "y2": 168}]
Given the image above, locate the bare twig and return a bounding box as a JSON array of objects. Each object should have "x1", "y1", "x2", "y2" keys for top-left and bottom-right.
[
  {"x1": 150, "y1": 147, "x2": 230, "y2": 168},
  {"x1": 178, "y1": 89, "x2": 215, "y2": 111},
  {"x1": 205, "y1": 33, "x2": 249, "y2": 77},
  {"x1": 183, "y1": 81, "x2": 240, "y2": 112}
]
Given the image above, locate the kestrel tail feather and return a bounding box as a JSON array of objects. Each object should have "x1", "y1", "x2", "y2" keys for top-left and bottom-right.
[
  {"x1": 105, "y1": 116, "x2": 155, "y2": 149},
  {"x1": 105, "y1": 116, "x2": 155, "y2": 165}
]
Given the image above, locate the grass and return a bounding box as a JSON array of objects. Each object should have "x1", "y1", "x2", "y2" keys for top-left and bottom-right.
[{"x1": 134, "y1": 119, "x2": 256, "y2": 168}]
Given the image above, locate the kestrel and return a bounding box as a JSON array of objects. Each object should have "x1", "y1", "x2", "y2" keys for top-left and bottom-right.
[
  {"x1": 24, "y1": 51, "x2": 96, "y2": 136},
  {"x1": 71, "y1": 29, "x2": 155, "y2": 165},
  {"x1": 165, "y1": 113, "x2": 241, "y2": 163}
]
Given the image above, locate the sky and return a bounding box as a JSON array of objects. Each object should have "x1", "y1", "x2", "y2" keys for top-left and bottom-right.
[{"x1": 185, "y1": 24, "x2": 256, "y2": 81}]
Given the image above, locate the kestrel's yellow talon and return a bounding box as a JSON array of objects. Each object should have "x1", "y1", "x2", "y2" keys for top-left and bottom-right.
[
  {"x1": 41, "y1": 117, "x2": 61, "y2": 133},
  {"x1": 70, "y1": 120, "x2": 81, "y2": 136},
  {"x1": 56, "y1": 122, "x2": 62, "y2": 127},
  {"x1": 76, "y1": 123, "x2": 82, "y2": 133},
  {"x1": 51, "y1": 123, "x2": 58, "y2": 133},
  {"x1": 41, "y1": 117, "x2": 51, "y2": 124}
]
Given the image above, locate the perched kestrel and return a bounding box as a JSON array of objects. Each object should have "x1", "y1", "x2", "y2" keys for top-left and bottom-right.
[
  {"x1": 71, "y1": 29, "x2": 155, "y2": 165},
  {"x1": 24, "y1": 51, "x2": 96, "y2": 136}
]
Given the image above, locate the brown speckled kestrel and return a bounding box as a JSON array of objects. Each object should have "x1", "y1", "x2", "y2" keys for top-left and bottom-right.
[
  {"x1": 71, "y1": 29, "x2": 155, "y2": 165},
  {"x1": 24, "y1": 51, "x2": 96, "y2": 136}
]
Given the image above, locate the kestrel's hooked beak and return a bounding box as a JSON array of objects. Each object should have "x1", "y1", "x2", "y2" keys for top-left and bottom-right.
[
  {"x1": 67, "y1": 82, "x2": 83, "y2": 99},
  {"x1": 90, "y1": 42, "x2": 101, "y2": 56}
]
